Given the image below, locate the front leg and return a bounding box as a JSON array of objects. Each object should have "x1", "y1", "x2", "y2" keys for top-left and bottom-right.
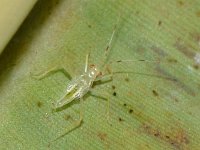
[
  {"x1": 95, "y1": 65, "x2": 113, "y2": 82},
  {"x1": 31, "y1": 67, "x2": 72, "y2": 80}
]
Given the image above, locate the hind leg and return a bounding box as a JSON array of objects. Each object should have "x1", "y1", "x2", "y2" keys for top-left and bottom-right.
[{"x1": 48, "y1": 98, "x2": 84, "y2": 146}]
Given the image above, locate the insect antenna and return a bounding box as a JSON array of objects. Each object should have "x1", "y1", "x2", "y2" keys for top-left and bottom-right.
[
  {"x1": 100, "y1": 14, "x2": 121, "y2": 70},
  {"x1": 111, "y1": 59, "x2": 161, "y2": 63},
  {"x1": 107, "y1": 59, "x2": 177, "y2": 82}
]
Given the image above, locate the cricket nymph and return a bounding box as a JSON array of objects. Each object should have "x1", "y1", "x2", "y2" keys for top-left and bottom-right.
[
  {"x1": 53, "y1": 64, "x2": 100, "y2": 109},
  {"x1": 33, "y1": 16, "x2": 118, "y2": 143}
]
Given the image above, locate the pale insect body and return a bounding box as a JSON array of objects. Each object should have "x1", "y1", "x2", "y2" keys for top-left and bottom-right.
[{"x1": 54, "y1": 63, "x2": 100, "y2": 109}]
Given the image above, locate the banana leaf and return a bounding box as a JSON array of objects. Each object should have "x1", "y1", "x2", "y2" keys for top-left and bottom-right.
[{"x1": 1, "y1": 0, "x2": 200, "y2": 149}]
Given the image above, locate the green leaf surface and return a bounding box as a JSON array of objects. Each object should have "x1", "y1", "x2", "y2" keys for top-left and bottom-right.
[{"x1": 1, "y1": 0, "x2": 200, "y2": 149}]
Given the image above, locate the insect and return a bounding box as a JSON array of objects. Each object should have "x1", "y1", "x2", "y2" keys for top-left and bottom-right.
[
  {"x1": 33, "y1": 17, "x2": 121, "y2": 140},
  {"x1": 33, "y1": 15, "x2": 173, "y2": 143}
]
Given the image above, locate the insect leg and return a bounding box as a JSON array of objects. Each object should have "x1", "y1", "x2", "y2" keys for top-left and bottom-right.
[
  {"x1": 94, "y1": 74, "x2": 113, "y2": 82},
  {"x1": 95, "y1": 65, "x2": 113, "y2": 82},
  {"x1": 61, "y1": 97, "x2": 83, "y2": 132},
  {"x1": 31, "y1": 67, "x2": 72, "y2": 80},
  {"x1": 99, "y1": 15, "x2": 120, "y2": 70},
  {"x1": 62, "y1": 97, "x2": 84, "y2": 132},
  {"x1": 79, "y1": 97, "x2": 84, "y2": 123},
  {"x1": 48, "y1": 98, "x2": 84, "y2": 146},
  {"x1": 66, "y1": 97, "x2": 84, "y2": 129}
]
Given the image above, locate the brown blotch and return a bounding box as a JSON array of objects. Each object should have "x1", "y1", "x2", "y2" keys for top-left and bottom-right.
[
  {"x1": 177, "y1": 1, "x2": 184, "y2": 6},
  {"x1": 174, "y1": 39, "x2": 195, "y2": 59},
  {"x1": 63, "y1": 114, "x2": 71, "y2": 121},
  {"x1": 158, "y1": 20, "x2": 162, "y2": 26},
  {"x1": 88, "y1": 24, "x2": 92, "y2": 28},
  {"x1": 165, "y1": 135, "x2": 170, "y2": 139},
  {"x1": 190, "y1": 32, "x2": 200, "y2": 43},
  {"x1": 118, "y1": 117, "x2": 124, "y2": 122},
  {"x1": 90, "y1": 64, "x2": 95, "y2": 68},
  {"x1": 167, "y1": 58, "x2": 178, "y2": 63},
  {"x1": 174, "y1": 38, "x2": 195, "y2": 59},
  {"x1": 174, "y1": 98, "x2": 179, "y2": 102},
  {"x1": 125, "y1": 77, "x2": 129, "y2": 82},
  {"x1": 113, "y1": 92, "x2": 117, "y2": 96},
  {"x1": 152, "y1": 90, "x2": 159, "y2": 97},
  {"x1": 112, "y1": 85, "x2": 116, "y2": 90},
  {"x1": 37, "y1": 101, "x2": 43, "y2": 108},
  {"x1": 196, "y1": 11, "x2": 200, "y2": 17},
  {"x1": 129, "y1": 109, "x2": 133, "y2": 113},
  {"x1": 154, "y1": 131, "x2": 160, "y2": 137},
  {"x1": 141, "y1": 123, "x2": 189, "y2": 149},
  {"x1": 135, "y1": 11, "x2": 140, "y2": 15},
  {"x1": 193, "y1": 64, "x2": 199, "y2": 70},
  {"x1": 97, "y1": 132, "x2": 107, "y2": 141}
]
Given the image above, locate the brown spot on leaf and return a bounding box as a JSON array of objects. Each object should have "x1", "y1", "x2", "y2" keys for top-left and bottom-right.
[
  {"x1": 165, "y1": 135, "x2": 170, "y2": 139},
  {"x1": 167, "y1": 58, "x2": 178, "y2": 63},
  {"x1": 196, "y1": 11, "x2": 200, "y2": 17},
  {"x1": 129, "y1": 109, "x2": 133, "y2": 113},
  {"x1": 113, "y1": 92, "x2": 117, "y2": 96},
  {"x1": 174, "y1": 38, "x2": 195, "y2": 59},
  {"x1": 152, "y1": 90, "x2": 159, "y2": 97},
  {"x1": 158, "y1": 20, "x2": 162, "y2": 26},
  {"x1": 141, "y1": 123, "x2": 189, "y2": 149},
  {"x1": 88, "y1": 24, "x2": 92, "y2": 28},
  {"x1": 190, "y1": 32, "x2": 200, "y2": 43},
  {"x1": 125, "y1": 77, "x2": 129, "y2": 82},
  {"x1": 193, "y1": 64, "x2": 199, "y2": 70},
  {"x1": 37, "y1": 101, "x2": 43, "y2": 108},
  {"x1": 63, "y1": 114, "x2": 71, "y2": 121},
  {"x1": 154, "y1": 131, "x2": 160, "y2": 137},
  {"x1": 136, "y1": 11, "x2": 140, "y2": 15},
  {"x1": 97, "y1": 132, "x2": 107, "y2": 141},
  {"x1": 112, "y1": 85, "x2": 116, "y2": 90},
  {"x1": 118, "y1": 117, "x2": 124, "y2": 122},
  {"x1": 174, "y1": 98, "x2": 179, "y2": 102},
  {"x1": 177, "y1": 1, "x2": 184, "y2": 6}
]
